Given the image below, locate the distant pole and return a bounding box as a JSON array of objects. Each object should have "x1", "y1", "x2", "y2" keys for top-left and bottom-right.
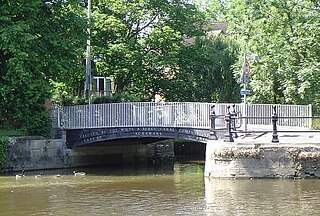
[
  {"x1": 243, "y1": 54, "x2": 247, "y2": 134},
  {"x1": 85, "y1": 0, "x2": 92, "y2": 105}
]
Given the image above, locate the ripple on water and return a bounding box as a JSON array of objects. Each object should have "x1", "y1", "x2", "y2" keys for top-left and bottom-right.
[{"x1": 2, "y1": 164, "x2": 320, "y2": 215}]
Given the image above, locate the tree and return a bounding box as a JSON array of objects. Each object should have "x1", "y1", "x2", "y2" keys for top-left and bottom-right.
[
  {"x1": 164, "y1": 35, "x2": 240, "y2": 102},
  {"x1": 91, "y1": 0, "x2": 205, "y2": 100},
  {"x1": 205, "y1": 0, "x2": 320, "y2": 106},
  {"x1": 0, "y1": 0, "x2": 86, "y2": 135}
]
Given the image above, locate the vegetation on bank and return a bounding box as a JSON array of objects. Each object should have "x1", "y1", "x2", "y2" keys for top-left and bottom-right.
[
  {"x1": 0, "y1": 137, "x2": 9, "y2": 169},
  {"x1": 0, "y1": 128, "x2": 26, "y2": 137},
  {"x1": 312, "y1": 119, "x2": 320, "y2": 130}
]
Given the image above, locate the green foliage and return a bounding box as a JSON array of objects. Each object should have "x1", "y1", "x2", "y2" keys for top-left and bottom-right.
[
  {"x1": 58, "y1": 92, "x2": 141, "y2": 106},
  {"x1": 0, "y1": 0, "x2": 86, "y2": 135},
  {"x1": 92, "y1": 0, "x2": 205, "y2": 99},
  {"x1": 165, "y1": 36, "x2": 240, "y2": 102},
  {"x1": 50, "y1": 80, "x2": 76, "y2": 106},
  {"x1": 92, "y1": 92, "x2": 140, "y2": 104},
  {"x1": 0, "y1": 128, "x2": 26, "y2": 137},
  {"x1": 312, "y1": 119, "x2": 320, "y2": 130},
  {"x1": 203, "y1": 0, "x2": 320, "y2": 105},
  {"x1": 24, "y1": 110, "x2": 51, "y2": 137},
  {"x1": 0, "y1": 137, "x2": 9, "y2": 169}
]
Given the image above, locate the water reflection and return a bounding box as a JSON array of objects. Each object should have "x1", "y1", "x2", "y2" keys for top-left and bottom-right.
[
  {"x1": 1, "y1": 163, "x2": 320, "y2": 215},
  {"x1": 205, "y1": 178, "x2": 320, "y2": 215}
]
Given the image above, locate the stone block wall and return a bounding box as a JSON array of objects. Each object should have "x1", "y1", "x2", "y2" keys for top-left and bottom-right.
[
  {"x1": 5, "y1": 137, "x2": 66, "y2": 172},
  {"x1": 205, "y1": 140, "x2": 320, "y2": 179},
  {"x1": 4, "y1": 137, "x2": 175, "y2": 172}
]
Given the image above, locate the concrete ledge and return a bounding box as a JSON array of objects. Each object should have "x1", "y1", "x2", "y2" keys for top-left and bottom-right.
[{"x1": 205, "y1": 140, "x2": 320, "y2": 179}]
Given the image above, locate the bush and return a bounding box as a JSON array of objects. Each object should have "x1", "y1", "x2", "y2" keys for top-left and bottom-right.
[
  {"x1": 0, "y1": 137, "x2": 9, "y2": 169},
  {"x1": 24, "y1": 110, "x2": 51, "y2": 137},
  {"x1": 312, "y1": 119, "x2": 320, "y2": 130},
  {"x1": 92, "y1": 93, "x2": 141, "y2": 104},
  {"x1": 92, "y1": 95, "x2": 119, "y2": 104},
  {"x1": 57, "y1": 92, "x2": 142, "y2": 106}
]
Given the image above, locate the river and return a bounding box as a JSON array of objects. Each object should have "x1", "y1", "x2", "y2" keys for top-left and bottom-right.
[{"x1": 1, "y1": 162, "x2": 320, "y2": 216}]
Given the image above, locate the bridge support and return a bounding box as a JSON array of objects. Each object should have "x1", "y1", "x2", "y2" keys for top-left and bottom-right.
[{"x1": 205, "y1": 140, "x2": 320, "y2": 179}]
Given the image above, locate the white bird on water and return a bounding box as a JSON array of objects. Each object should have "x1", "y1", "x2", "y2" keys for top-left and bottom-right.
[
  {"x1": 35, "y1": 173, "x2": 43, "y2": 179},
  {"x1": 15, "y1": 170, "x2": 25, "y2": 180},
  {"x1": 54, "y1": 174, "x2": 62, "y2": 178},
  {"x1": 73, "y1": 171, "x2": 86, "y2": 176}
]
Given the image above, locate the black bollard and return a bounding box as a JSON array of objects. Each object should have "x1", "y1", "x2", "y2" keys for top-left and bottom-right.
[
  {"x1": 231, "y1": 104, "x2": 238, "y2": 138},
  {"x1": 271, "y1": 105, "x2": 279, "y2": 143},
  {"x1": 224, "y1": 106, "x2": 234, "y2": 142},
  {"x1": 209, "y1": 105, "x2": 218, "y2": 140}
]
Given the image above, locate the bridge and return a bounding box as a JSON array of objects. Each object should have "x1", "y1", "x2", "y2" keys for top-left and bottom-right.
[{"x1": 52, "y1": 102, "x2": 312, "y2": 149}]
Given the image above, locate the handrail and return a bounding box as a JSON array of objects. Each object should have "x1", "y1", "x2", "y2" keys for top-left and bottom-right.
[
  {"x1": 209, "y1": 105, "x2": 319, "y2": 143},
  {"x1": 53, "y1": 102, "x2": 312, "y2": 132}
]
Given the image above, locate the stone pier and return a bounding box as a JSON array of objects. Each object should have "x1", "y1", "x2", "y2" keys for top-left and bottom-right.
[{"x1": 205, "y1": 131, "x2": 320, "y2": 179}]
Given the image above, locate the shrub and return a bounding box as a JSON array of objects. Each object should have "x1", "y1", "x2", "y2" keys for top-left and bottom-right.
[
  {"x1": 24, "y1": 110, "x2": 51, "y2": 137},
  {"x1": 0, "y1": 137, "x2": 9, "y2": 169},
  {"x1": 312, "y1": 119, "x2": 320, "y2": 130},
  {"x1": 92, "y1": 93, "x2": 141, "y2": 104}
]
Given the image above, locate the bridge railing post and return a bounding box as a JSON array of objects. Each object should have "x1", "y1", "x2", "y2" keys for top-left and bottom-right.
[
  {"x1": 224, "y1": 105, "x2": 234, "y2": 142},
  {"x1": 209, "y1": 105, "x2": 218, "y2": 140},
  {"x1": 231, "y1": 104, "x2": 238, "y2": 138},
  {"x1": 272, "y1": 105, "x2": 279, "y2": 143}
]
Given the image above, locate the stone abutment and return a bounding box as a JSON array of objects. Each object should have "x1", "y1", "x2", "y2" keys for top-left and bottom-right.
[{"x1": 205, "y1": 140, "x2": 320, "y2": 179}]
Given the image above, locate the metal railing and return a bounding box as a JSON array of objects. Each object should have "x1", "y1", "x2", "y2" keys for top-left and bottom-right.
[
  {"x1": 61, "y1": 102, "x2": 213, "y2": 129},
  {"x1": 210, "y1": 105, "x2": 317, "y2": 143},
  {"x1": 245, "y1": 104, "x2": 312, "y2": 128},
  {"x1": 55, "y1": 102, "x2": 312, "y2": 130}
]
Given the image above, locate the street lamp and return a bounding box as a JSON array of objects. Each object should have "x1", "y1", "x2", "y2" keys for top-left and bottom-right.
[
  {"x1": 85, "y1": 0, "x2": 92, "y2": 104},
  {"x1": 241, "y1": 53, "x2": 259, "y2": 134}
]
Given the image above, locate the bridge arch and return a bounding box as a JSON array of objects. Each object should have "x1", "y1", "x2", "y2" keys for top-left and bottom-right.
[{"x1": 66, "y1": 126, "x2": 209, "y2": 148}]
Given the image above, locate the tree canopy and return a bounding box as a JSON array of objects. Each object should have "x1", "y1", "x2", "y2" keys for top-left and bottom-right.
[
  {"x1": 91, "y1": 0, "x2": 206, "y2": 100},
  {"x1": 200, "y1": 0, "x2": 320, "y2": 107},
  {"x1": 0, "y1": 0, "x2": 86, "y2": 134}
]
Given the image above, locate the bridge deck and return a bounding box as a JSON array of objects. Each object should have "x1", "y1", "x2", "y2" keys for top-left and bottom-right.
[{"x1": 231, "y1": 124, "x2": 320, "y2": 144}]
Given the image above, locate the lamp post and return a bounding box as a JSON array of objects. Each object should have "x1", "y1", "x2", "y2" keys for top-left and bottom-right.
[{"x1": 85, "y1": 0, "x2": 92, "y2": 104}]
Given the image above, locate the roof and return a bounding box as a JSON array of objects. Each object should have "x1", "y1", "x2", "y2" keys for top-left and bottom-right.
[{"x1": 184, "y1": 22, "x2": 228, "y2": 44}]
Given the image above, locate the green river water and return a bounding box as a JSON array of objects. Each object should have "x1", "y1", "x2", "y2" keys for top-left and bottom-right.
[{"x1": 1, "y1": 162, "x2": 320, "y2": 216}]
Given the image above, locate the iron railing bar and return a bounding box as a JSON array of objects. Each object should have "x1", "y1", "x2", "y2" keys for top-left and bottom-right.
[
  {"x1": 234, "y1": 130, "x2": 320, "y2": 133},
  {"x1": 238, "y1": 116, "x2": 319, "y2": 119}
]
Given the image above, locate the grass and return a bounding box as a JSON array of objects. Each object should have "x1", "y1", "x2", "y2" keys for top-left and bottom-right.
[{"x1": 0, "y1": 128, "x2": 26, "y2": 137}]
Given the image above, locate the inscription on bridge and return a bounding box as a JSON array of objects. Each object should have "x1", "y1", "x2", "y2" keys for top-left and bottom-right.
[{"x1": 66, "y1": 126, "x2": 209, "y2": 148}]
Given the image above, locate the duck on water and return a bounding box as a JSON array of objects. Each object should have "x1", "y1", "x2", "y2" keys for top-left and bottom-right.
[
  {"x1": 73, "y1": 171, "x2": 86, "y2": 176},
  {"x1": 15, "y1": 170, "x2": 25, "y2": 180}
]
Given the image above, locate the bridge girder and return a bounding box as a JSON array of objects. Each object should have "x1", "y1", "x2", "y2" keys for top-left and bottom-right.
[{"x1": 66, "y1": 127, "x2": 209, "y2": 148}]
